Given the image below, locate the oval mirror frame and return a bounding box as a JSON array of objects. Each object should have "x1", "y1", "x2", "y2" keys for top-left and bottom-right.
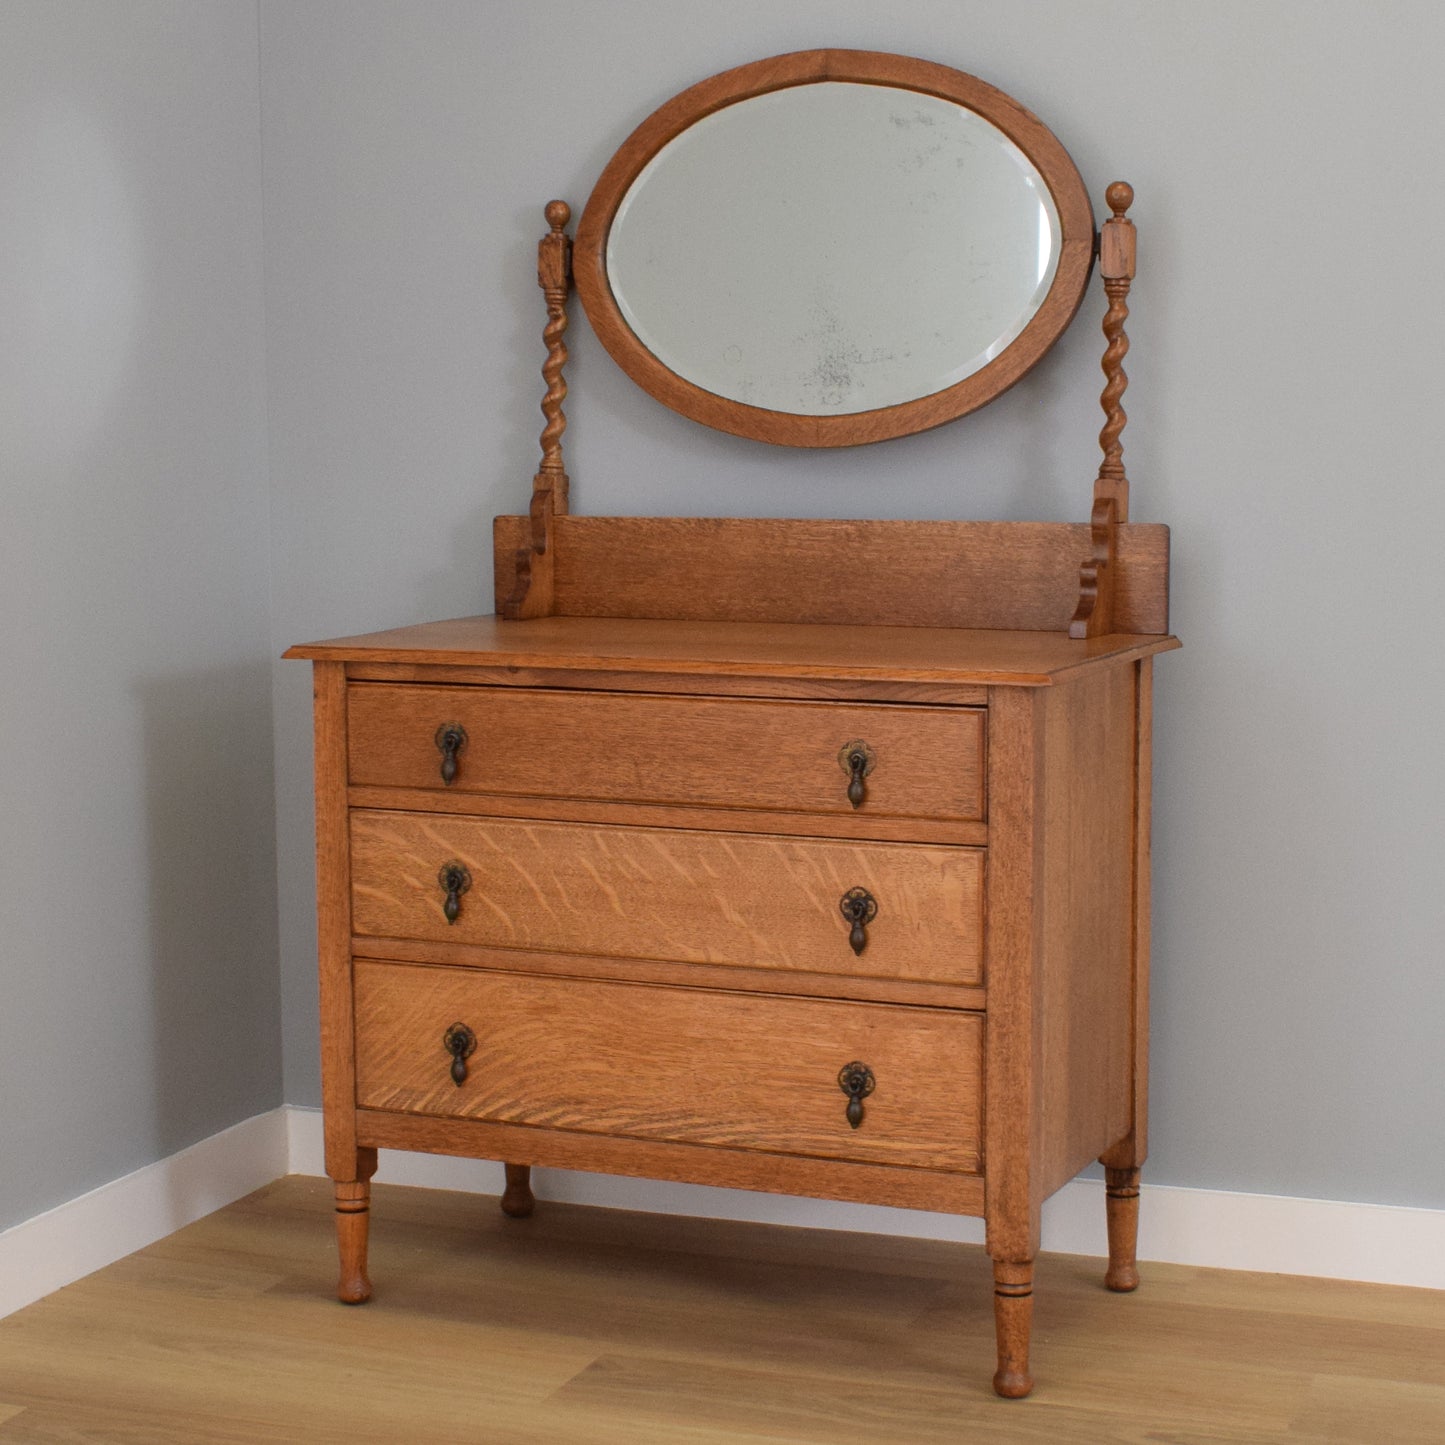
[{"x1": 574, "y1": 49, "x2": 1096, "y2": 448}]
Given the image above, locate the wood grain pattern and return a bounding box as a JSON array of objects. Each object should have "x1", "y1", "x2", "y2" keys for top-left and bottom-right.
[
  {"x1": 358, "y1": 1111, "x2": 985, "y2": 1214},
  {"x1": 346, "y1": 785, "x2": 990, "y2": 848},
  {"x1": 572, "y1": 49, "x2": 1094, "y2": 447},
  {"x1": 350, "y1": 935, "x2": 988, "y2": 1012},
  {"x1": 347, "y1": 683, "x2": 984, "y2": 822},
  {"x1": 288, "y1": 627, "x2": 1181, "y2": 1401},
  {"x1": 345, "y1": 658, "x2": 990, "y2": 705},
  {"x1": 350, "y1": 811, "x2": 985, "y2": 987},
  {"x1": 287, "y1": 612, "x2": 1180, "y2": 684},
  {"x1": 492, "y1": 516, "x2": 1171, "y2": 635},
  {"x1": 1036, "y1": 662, "x2": 1136, "y2": 1197},
  {"x1": 353, "y1": 961, "x2": 983, "y2": 1172}
]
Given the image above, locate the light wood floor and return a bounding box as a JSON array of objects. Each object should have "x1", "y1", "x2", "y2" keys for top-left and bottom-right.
[{"x1": 0, "y1": 1176, "x2": 1440, "y2": 1443}]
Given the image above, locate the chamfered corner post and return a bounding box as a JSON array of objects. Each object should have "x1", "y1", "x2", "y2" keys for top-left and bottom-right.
[
  {"x1": 501, "y1": 1163, "x2": 536, "y2": 1218},
  {"x1": 311, "y1": 658, "x2": 379, "y2": 1305},
  {"x1": 1098, "y1": 651, "x2": 1154, "y2": 1293},
  {"x1": 983, "y1": 684, "x2": 1044, "y2": 1398},
  {"x1": 501, "y1": 199, "x2": 574, "y2": 620},
  {"x1": 1070, "y1": 180, "x2": 1137, "y2": 639}
]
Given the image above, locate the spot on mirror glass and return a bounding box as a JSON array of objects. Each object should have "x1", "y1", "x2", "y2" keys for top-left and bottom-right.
[{"x1": 606, "y1": 82, "x2": 1062, "y2": 418}]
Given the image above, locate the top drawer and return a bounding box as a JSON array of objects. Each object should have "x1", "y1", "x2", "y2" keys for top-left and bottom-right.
[{"x1": 347, "y1": 685, "x2": 984, "y2": 822}]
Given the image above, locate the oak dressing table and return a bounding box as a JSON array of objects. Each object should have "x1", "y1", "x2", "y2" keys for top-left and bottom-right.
[{"x1": 287, "y1": 49, "x2": 1178, "y2": 1399}]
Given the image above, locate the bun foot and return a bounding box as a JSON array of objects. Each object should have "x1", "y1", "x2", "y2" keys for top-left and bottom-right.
[
  {"x1": 1105, "y1": 1260, "x2": 1140, "y2": 1293},
  {"x1": 501, "y1": 1163, "x2": 535, "y2": 1219},
  {"x1": 992, "y1": 1368, "x2": 1034, "y2": 1400},
  {"x1": 337, "y1": 1269, "x2": 372, "y2": 1305}
]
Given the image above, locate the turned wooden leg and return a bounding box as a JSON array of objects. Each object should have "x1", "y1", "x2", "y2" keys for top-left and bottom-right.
[
  {"x1": 991, "y1": 1259, "x2": 1035, "y2": 1398},
  {"x1": 501, "y1": 1163, "x2": 535, "y2": 1218},
  {"x1": 1104, "y1": 1165, "x2": 1142, "y2": 1292},
  {"x1": 334, "y1": 1147, "x2": 378, "y2": 1304}
]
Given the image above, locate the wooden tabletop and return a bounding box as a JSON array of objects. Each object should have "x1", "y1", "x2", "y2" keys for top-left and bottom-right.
[{"x1": 285, "y1": 615, "x2": 1179, "y2": 686}]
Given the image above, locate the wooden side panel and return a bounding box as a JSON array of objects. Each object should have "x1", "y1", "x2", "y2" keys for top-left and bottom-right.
[
  {"x1": 1037, "y1": 663, "x2": 1138, "y2": 1197},
  {"x1": 347, "y1": 683, "x2": 985, "y2": 822},
  {"x1": 493, "y1": 517, "x2": 1169, "y2": 634},
  {"x1": 353, "y1": 962, "x2": 983, "y2": 1173},
  {"x1": 349, "y1": 811, "x2": 984, "y2": 987}
]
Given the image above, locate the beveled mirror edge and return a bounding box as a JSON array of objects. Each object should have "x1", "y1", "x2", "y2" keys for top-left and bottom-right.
[{"x1": 573, "y1": 48, "x2": 1097, "y2": 448}]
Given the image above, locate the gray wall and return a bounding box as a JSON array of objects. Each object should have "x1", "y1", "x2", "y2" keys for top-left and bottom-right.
[
  {"x1": 0, "y1": 1, "x2": 280, "y2": 1231},
  {"x1": 265, "y1": 0, "x2": 1445, "y2": 1212}
]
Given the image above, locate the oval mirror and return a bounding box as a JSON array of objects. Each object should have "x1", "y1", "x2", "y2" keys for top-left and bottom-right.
[{"x1": 574, "y1": 50, "x2": 1095, "y2": 447}]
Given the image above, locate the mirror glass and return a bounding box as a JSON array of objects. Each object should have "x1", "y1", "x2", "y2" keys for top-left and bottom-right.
[{"x1": 605, "y1": 82, "x2": 1062, "y2": 417}]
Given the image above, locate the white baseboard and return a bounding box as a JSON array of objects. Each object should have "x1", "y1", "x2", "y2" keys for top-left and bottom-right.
[
  {"x1": 285, "y1": 1105, "x2": 1445, "y2": 1291},
  {"x1": 5, "y1": 1105, "x2": 1441, "y2": 1321},
  {"x1": 0, "y1": 1109, "x2": 288, "y2": 1319}
]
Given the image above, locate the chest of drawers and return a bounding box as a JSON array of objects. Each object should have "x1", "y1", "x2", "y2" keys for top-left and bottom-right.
[
  {"x1": 287, "y1": 612, "x2": 1177, "y2": 1396},
  {"x1": 281, "y1": 44, "x2": 1183, "y2": 1402}
]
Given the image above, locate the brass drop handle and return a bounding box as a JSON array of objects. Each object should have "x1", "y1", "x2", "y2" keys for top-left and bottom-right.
[
  {"x1": 438, "y1": 861, "x2": 472, "y2": 923},
  {"x1": 435, "y1": 723, "x2": 468, "y2": 785},
  {"x1": 838, "y1": 740, "x2": 875, "y2": 809},
  {"x1": 838, "y1": 1061, "x2": 875, "y2": 1129},
  {"x1": 443, "y1": 1022, "x2": 476, "y2": 1085},
  {"x1": 839, "y1": 887, "x2": 877, "y2": 956}
]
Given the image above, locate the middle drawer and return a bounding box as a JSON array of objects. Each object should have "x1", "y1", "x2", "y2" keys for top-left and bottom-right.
[{"x1": 350, "y1": 811, "x2": 983, "y2": 987}]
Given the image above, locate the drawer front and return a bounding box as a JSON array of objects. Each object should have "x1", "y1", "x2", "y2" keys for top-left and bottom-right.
[
  {"x1": 354, "y1": 961, "x2": 982, "y2": 1172},
  {"x1": 347, "y1": 684, "x2": 984, "y2": 822},
  {"x1": 350, "y1": 811, "x2": 983, "y2": 987}
]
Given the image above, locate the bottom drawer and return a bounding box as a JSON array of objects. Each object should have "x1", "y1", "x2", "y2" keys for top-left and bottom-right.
[{"x1": 353, "y1": 961, "x2": 982, "y2": 1173}]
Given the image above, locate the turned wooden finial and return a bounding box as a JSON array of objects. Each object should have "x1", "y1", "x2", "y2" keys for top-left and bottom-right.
[
  {"x1": 1095, "y1": 180, "x2": 1136, "y2": 513},
  {"x1": 1070, "y1": 181, "x2": 1137, "y2": 639},
  {"x1": 501, "y1": 200, "x2": 575, "y2": 620},
  {"x1": 535, "y1": 199, "x2": 573, "y2": 496}
]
